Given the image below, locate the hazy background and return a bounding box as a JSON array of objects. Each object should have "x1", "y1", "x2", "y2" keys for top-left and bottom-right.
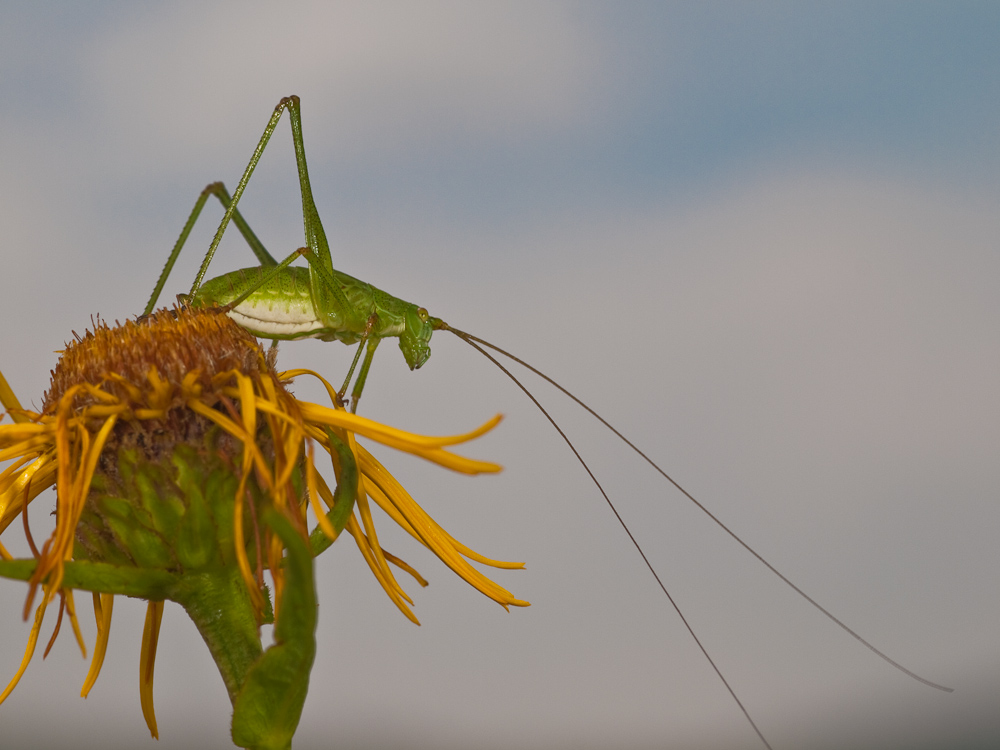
[{"x1": 1, "y1": 3, "x2": 998, "y2": 749}]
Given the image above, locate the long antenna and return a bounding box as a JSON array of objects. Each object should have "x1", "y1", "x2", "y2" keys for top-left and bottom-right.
[
  {"x1": 445, "y1": 326, "x2": 774, "y2": 749},
  {"x1": 440, "y1": 325, "x2": 952, "y2": 727}
]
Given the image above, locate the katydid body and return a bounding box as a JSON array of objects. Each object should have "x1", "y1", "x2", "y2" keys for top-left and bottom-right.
[
  {"x1": 145, "y1": 96, "x2": 951, "y2": 750},
  {"x1": 191, "y1": 264, "x2": 438, "y2": 365},
  {"x1": 188, "y1": 261, "x2": 439, "y2": 410},
  {"x1": 146, "y1": 98, "x2": 441, "y2": 411}
]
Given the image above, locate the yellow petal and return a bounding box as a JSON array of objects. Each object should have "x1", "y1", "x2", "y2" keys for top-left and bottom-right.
[
  {"x1": 140, "y1": 600, "x2": 164, "y2": 739},
  {"x1": 80, "y1": 593, "x2": 114, "y2": 698}
]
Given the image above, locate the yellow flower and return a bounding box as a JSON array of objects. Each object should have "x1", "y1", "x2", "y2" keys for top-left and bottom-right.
[{"x1": 0, "y1": 306, "x2": 525, "y2": 741}]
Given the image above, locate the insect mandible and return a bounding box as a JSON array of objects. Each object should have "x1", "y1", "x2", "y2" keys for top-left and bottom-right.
[{"x1": 143, "y1": 95, "x2": 952, "y2": 750}]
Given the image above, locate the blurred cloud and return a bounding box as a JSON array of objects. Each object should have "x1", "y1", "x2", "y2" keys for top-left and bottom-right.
[
  {"x1": 1, "y1": 4, "x2": 999, "y2": 749},
  {"x1": 81, "y1": 1, "x2": 606, "y2": 167}
]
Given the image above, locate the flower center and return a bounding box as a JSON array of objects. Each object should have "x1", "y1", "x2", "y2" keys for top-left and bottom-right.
[{"x1": 43, "y1": 307, "x2": 270, "y2": 414}]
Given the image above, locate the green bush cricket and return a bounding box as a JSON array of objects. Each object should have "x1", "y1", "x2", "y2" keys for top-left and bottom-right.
[{"x1": 143, "y1": 96, "x2": 952, "y2": 750}]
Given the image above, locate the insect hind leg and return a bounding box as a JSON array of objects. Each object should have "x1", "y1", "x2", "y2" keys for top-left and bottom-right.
[{"x1": 144, "y1": 182, "x2": 278, "y2": 315}]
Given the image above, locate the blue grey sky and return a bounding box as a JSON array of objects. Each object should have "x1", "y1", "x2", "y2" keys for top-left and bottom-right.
[{"x1": 1, "y1": 3, "x2": 998, "y2": 749}]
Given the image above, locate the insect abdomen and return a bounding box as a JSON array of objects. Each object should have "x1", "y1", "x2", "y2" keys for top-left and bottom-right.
[{"x1": 194, "y1": 266, "x2": 329, "y2": 340}]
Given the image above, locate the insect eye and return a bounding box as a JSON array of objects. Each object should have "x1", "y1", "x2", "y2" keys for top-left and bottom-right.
[{"x1": 417, "y1": 307, "x2": 429, "y2": 322}]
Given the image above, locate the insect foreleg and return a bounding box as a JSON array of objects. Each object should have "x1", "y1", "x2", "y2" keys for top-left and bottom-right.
[
  {"x1": 347, "y1": 336, "x2": 382, "y2": 414},
  {"x1": 145, "y1": 182, "x2": 279, "y2": 316},
  {"x1": 336, "y1": 314, "x2": 382, "y2": 414},
  {"x1": 338, "y1": 337, "x2": 368, "y2": 401}
]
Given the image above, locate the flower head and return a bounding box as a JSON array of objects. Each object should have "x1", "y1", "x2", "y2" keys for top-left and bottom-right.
[{"x1": 0, "y1": 306, "x2": 524, "y2": 744}]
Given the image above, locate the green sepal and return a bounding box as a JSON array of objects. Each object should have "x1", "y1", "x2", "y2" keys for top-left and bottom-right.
[
  {"x1": 204, "y1": 459, "x2": 238, "y2": 562},
  {"x1": 174, "y1": 447, "x2": 230, "y2": 570},
  {"x1": 75, "y1": 442, "x2": 251, "y2": 575},
  {"x1": 98, "y1": 494, "x2": 175, "y2": 569},
  {"x1": 74, "y1": 502, "x2": 135, "y2": 567},
  {"x1": 132, "y1": 452, "x2": 185, "y2": 539},
  {"x1": 176, "y1": 490, "x2": 216, "y2": 569}
]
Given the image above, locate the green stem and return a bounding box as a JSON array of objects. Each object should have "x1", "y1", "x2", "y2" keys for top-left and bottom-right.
[
  {"x1": 171, "y1": 567, "x2": 264, "y2": 705},
  {"x1": 0, "y1": 559, "x2": 180, "y2": 598}
]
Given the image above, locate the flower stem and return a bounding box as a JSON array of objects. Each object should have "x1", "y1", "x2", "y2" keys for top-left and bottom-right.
[{"x1": 173, "y1": 567, "x2": 265, "y2": 706}]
